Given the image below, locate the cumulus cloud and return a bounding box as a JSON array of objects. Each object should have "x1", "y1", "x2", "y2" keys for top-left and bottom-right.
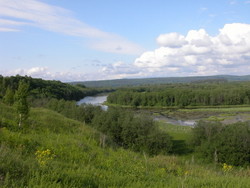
[
  {"x1": 0, "y1": 67, "x2": 89, "y2": 82},
  {"x1": 133, "y1": 23, "x2": 250, "y2": 77},
  {"x1": 93, "y1": 23, "x2": 250, "y2": 80},
  {"x1": 98, "y1": 62, "x2": 147, "y2": 80},
  {"x1": 156, "y1": 33, "x2": 187, "y2": 47},
  {"x1": 0, "y1": 0, "x2": 144, "y2": 55},
  {"x1": 1, "y1": 65, "x2": 142, "y2": 81}
]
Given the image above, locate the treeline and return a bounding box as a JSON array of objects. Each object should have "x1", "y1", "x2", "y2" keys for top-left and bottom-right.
[
  {"x1": 78, "y1": 75, "x2": 250, "y2": 88},
  {"x1": 191, "y1": 121, "x2": 250, "y2": 166},
  {"x1": 0, "y1": 75, "x2": 112, "y2": 101},
  {"x1": 107, "y1": 82, "x2": 250, "y2": 107}
]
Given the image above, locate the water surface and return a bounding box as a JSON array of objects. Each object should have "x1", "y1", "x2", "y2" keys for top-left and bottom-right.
[{"x1": 77, "y1": 95, "x2": 108, "y2": 111}]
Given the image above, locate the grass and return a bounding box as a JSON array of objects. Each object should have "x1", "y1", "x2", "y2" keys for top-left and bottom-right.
[
  {"x1": 157, "y1": 121, "x2": 192, "y2": 155},
  {"x1": 157, "y1": 121, "x2": 192, "y2": 140},
  {"x1": 1, "y1": 102, "x2": 250, "y2": 187}
]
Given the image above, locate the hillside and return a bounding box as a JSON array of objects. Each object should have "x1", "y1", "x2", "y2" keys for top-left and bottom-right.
[
  {"x1": 0, "y1": 102, "x2": 250, "y2": 187},
  {"x1": 73, "y1": 75, "x2": 250, "y2": 88},
  {"x1": 0, "y1": 75, "x2": 111, "y2": 102}
]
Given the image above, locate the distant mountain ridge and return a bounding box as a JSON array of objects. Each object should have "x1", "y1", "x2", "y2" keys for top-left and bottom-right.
[{"x1": 72, "y1": 75, "x2": 250, "y2": 88}]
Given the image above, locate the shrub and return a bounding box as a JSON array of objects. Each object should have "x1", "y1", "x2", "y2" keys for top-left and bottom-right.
[
  {"x1": 92, "y1": 108, "x2": 173, "y2": 155},
  {"x1": 191, "y1": 121, "x2": 250, "y2": 166}
]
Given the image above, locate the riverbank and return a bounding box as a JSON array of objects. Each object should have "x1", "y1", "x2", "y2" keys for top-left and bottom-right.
[
  {"x1": 78, "y1": 95, "x2": 250, "y2": 126},
  {"x1": 106, "y1": 102, "x2": 250, "y2": 125}
]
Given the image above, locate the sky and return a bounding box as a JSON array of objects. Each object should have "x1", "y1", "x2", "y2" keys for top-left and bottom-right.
[{"x1": 1, "y1": 0, "x2": 250, "y2": 81}]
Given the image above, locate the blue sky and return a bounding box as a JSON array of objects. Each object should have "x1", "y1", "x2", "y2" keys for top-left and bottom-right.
[{"x1": 1, "y1": 0, "x2": 250, "y2": 81}]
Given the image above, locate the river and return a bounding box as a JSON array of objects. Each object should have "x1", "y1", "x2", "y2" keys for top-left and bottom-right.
[
  {"x1": 77, "y1": 95, "x2": 108, "y2": 111},
  {"x1": 77, "y1": 95, "x2": 196, "y2": 126}
]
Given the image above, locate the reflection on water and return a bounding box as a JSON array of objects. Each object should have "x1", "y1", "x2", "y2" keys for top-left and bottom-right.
[{"x1": 77, "y1": 95, "x2": 108, "y2": 111}]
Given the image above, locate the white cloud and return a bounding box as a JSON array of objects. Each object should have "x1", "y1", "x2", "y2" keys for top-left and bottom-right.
[
  {"x1": 0, "y1": 67, "x2": 88, "y2": 82},
  {"x1": 186, "y1": 29, "x2": 212, "y2": 47},
  {"x1": 0, "y1": 18, "x2": 28, "y2": 31},
  {"x1": 131, "y1": 23, "x2": 250, "y2": 77},
  {"x1": 98, "y1": 61, "x2": 146, "y2": 80},
  {"x1": 156, "y1": 33, "x2": 187, "y2": 47},
  {"x1": 1, "y1": 65, "x2": 143, "y2": 81},
  {"x1": 0, "y1": 0, "x2": 144, "y2": 55}
]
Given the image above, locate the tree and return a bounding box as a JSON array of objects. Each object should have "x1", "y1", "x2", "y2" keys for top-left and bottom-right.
[
  {"x1": 3, "y1": 87, "x2": 15, "y2": 105},
  {"x1": 191, "y1": 121, "x2": 250, "y2": 166},
  {"x1": 14, "y1": 80, "x2": 30, "y2": 127}
]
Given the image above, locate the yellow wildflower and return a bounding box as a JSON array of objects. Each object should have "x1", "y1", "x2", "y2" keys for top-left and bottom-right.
[
  {"x1": 35, "y1": 149, "x2": 55, "y2": 166},
  {"x1": 222, "y1": 163, "x2": 233, "y2": 173}
]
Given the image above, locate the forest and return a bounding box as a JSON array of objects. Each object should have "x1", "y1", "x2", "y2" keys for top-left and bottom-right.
[
  {"x1": 0, "y1": 75, "x2": 250, "y2": 187},
  {"x1": 77, "y1": 74, "x2": 250, "y2": 88},
  {"x1": 107, "y1": 81, "x2": 250, "y2": 107},
  {"x1": 0, "y1": 75, "x2": 112, "y2": 101}
]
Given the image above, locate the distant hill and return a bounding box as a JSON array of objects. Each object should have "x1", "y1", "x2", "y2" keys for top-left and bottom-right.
[{"x1": 72, "y1": 75, "x2": 250, "y2": 88}]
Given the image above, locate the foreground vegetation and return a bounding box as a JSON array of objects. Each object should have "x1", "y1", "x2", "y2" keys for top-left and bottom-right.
[{"x1": 1, "y1": 102, "x2": 250, "y2": 187}]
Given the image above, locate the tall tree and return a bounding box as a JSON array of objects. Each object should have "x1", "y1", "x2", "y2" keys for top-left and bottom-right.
[
  {"x1": 14, "y1": 80, "x2": 30, "y2": 127},
  {"x1": 3, "y1": 87, "x2": 15, "y2": 105}
]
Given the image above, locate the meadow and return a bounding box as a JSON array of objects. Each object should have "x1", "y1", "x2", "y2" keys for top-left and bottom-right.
[{"x1": 1, "y1": 102, "x2": 250, "y2": 187}]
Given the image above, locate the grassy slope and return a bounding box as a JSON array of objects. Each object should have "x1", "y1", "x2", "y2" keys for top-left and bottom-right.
[{"x1": 0, "y1": 102, "x2": 250, "y2": 187}]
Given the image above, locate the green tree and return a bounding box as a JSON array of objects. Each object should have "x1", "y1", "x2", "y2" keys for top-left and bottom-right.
[
  {"x1": 14, "y1": 80, "x2": 30, "y2": 127},
  {"x1": 3, "y1": 87, "x2": 15, "y2": 105},
  {"x1": 191, "y1": 121, "x2": 250, "y2": 166}
]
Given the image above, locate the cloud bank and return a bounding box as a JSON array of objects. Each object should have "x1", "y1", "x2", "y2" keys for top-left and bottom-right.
[
  {"x1": 132, "y1": 23, "x2": 250, "y2": 77},
  {"x1": 0, "y1": 0, "x2": 144, "y2": 55},
  {"x1": 1, "y1": 67, "x2": 88, "y2": 82},
  {"x1": 4, "y1": 23, "x2": 250, "y2": 82}
]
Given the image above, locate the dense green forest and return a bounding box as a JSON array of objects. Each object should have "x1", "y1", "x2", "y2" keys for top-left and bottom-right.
[
  {"x1": 0, "y1": 75, "x2": 250, "y2": 187},
  {"x1": 107, "y1": 81, "x2": 250, "y2": 107},
  {"x1": 0, "y1": 75, "x2": 112, "y2": 102},
  {"x1": 75, "y1": 74, "x2": 250, "y2": 88}
]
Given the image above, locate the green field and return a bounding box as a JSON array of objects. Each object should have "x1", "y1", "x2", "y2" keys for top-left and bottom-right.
[{"x1": 1, "y1": 102, "x2": 250, "y2": 187}]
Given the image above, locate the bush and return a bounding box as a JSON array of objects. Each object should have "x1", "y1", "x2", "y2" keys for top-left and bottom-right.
[
  {"x1": 92, "y1": 108, "x2": 173, "y2": 155},
  {"x1": 191, "y1": 121, "x2": 250, "y2": 166}
]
